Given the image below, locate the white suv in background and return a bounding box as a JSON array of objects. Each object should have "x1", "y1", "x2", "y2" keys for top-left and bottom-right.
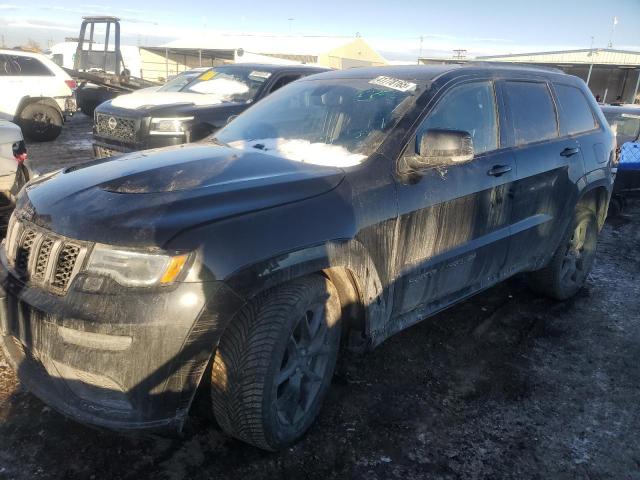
[{"x1": 0, "y1": 50, "x2": 77, "y2": 141}]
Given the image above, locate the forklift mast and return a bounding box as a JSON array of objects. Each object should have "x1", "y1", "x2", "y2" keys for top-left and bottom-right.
[{"x1": 73, "y1": 16, "x2": 124, "y2": 76}]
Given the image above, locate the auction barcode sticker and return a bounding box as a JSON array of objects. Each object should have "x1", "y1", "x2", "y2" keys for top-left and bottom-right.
[
  {"x1": 369, "y1": 76, "x2": 417, "y2": 92},
  {"x1": 250, "y1": 71, "x2": 272, "y2": 79}
]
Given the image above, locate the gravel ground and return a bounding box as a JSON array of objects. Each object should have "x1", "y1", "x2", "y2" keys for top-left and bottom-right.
[{"x1": 1, "y1": 115, "x2": 639, "y2": 479}]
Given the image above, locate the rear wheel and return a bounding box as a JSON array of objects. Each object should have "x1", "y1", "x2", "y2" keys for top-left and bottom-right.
[
  {"x1": 19, "y1": 103, "x2": 63, "y2": 142},
  {"x1": 527, "y1": 208, "x2": 598, "y2": 300},
  {"x1": 211, "y1": 275, "x2": 342, "y2": 450}
]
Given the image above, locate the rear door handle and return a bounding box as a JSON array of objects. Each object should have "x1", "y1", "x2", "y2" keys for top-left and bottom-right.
[
  {"x1": 487, "y1": 164, "x2": 512, "y2": 177},
  {"x1": 561, "y1": 147, "x2": 580, "y2": 157}
]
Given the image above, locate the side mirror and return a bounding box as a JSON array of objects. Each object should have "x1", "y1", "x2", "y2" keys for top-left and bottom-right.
[{"x1": 404, "y1": 129, "x2": 474, "y2": 173}]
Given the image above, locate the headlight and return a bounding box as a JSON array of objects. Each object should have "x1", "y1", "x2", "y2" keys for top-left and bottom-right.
[
  {"x1": 149, "y1": 117, "x2": 194, "y2": 135},
  {"x1": 86, "y1": 244, "x2": 189, "y2": 287}
]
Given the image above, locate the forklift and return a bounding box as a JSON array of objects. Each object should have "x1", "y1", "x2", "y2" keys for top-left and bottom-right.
[{"x1": 70, "y1": 16, "x2": 159, "y2": 116}]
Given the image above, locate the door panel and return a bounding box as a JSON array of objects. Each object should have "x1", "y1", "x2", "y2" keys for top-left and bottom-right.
[
  {"x1": 392, "y1": 80, "x2": 515, "y2": 316},
  {"x1": 500, "y1": 80, "x2": 583, "y2": 272},
  {"x1": 394, "y1": 149, "x2": 515, "y2": 315},
  {"x1": 505, "y1": 137, "x2": 582, "y2": 271}
]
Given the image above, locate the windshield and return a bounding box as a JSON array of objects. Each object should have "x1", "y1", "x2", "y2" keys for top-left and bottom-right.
[
  {"x1": 605, "y1": 112, "x2": 640, "y2": 142},
  {"x1": 214, "y1": 77, "x2": 419, "y2": 167},
  {"x1": 180, "y1": 66, "x2": 273, "y2": 103},
  {"x1": 158, "y1": 71, "x2": 205, "y2": 92}
]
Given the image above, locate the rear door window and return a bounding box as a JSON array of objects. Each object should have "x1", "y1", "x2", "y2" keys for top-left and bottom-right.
[
  {"x1": 503, "y1": 81, "x2": 558, "y2": 146},
  {"x1": 10, "y1": 56, "x2": 53, "y2": 76},
  {"x1": 418, "y1": 81, "x2": 498, "y2": 155},
  {"x1": 554, "y1": 84, "x2": 597, "y2": 135}
]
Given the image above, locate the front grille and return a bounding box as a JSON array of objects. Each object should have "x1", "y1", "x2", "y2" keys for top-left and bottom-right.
[
  {"x1": 52, "y1": 243, "x2": 81, "y2": 290},
  {"x1": 5, "y1": 216, "x2": 89, "y2": 295},
  {"x1": 95, "y1": 113, "x2": 137, "y2": 143},
  {"x1": 33, "y1": 238, "x2": 54, "y2": 279},
  {"x1": 16, "y1": 229, "x2": 36, "y2": 274}
]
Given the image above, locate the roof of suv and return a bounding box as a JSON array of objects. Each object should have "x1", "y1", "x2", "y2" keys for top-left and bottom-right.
[
  {"x1": 0, "y1": 49, "x2": 46, "y2": 58},
  {"x1": 218, "y1": 63, "x2": 330, "y2": 73},
  {"x1": 305, "y1": 63, "x2": 579, "y2": 85}
]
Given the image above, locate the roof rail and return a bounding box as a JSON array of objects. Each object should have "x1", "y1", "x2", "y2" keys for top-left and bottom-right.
[{"x1": 462, "y1": 61, "x2": 565, "y2": 74}]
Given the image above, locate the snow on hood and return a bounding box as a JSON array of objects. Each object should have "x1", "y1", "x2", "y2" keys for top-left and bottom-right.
[
  {"x1": 110, "y1": 80, "x2": 247, "y2": 110},
  {"x1": 228, "y1": 138, "x2": 366, "y2": 167}
]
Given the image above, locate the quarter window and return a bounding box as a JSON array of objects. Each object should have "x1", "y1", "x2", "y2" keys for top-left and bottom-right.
[
  {"x1": 503, "y1": 81, "x2": 558, "y2": 145},
  {"x1": 554, "y1": 84, "x2": 597, "y2": 135},
  {"x1": 417, "y1": 81, "x2": 498, "y2": 155},
  {"x1": 0, "y1": 55, "x2": 19, "y2": 75}
]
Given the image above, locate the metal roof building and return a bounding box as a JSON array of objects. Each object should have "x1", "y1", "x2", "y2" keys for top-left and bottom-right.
[
  {"x1": 161, "y1": 34, "x2": 388, "y2": 69},
  {"x1": 420, "y1": 48, "x2": 640, "y2": 104}
]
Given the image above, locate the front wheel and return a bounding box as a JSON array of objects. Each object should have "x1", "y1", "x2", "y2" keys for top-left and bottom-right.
[
  {"x1": 527, "y1": 208, "x2": 599, "y2": 300},
  {"x1": 211, "y1": 275, "x2": 342, "y2": 450}
]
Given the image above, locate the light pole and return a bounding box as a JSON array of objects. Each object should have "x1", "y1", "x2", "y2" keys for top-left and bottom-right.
[
  {"x1": 288, "y1": 18, "x2": 294, "y2": 34},
  {"x1": 607, "y1": 16, "x2": 618, "y2": 48}
]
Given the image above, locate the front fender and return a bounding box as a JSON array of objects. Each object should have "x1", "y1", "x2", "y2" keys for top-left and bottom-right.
[{"x1": 224, "y1": 239, "x2": 390, "y2": 348}]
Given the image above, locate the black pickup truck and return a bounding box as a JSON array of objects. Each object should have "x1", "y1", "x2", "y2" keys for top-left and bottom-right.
[
  {"x1": 92, "y1": 63, "x2": 328, "y2": 158},
  {"x1": 1, "y1": 65, "x2": 614, "y2": 451}
]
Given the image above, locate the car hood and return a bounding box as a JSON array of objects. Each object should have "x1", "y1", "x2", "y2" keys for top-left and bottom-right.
[
  {"x1": 21, "y1": 143, "x2": 345, "y2": 247},
  {"x1": 110, "y1": 91, "x2": 239, "y2": 110}
]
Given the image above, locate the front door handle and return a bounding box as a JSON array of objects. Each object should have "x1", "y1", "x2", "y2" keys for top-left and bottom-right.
[
  {"x1": 561, "y1": 147, "x2": 580, "y2": 157},
  {"x1": 487, "y1": 164, "x2": 512, "y2": 177}
]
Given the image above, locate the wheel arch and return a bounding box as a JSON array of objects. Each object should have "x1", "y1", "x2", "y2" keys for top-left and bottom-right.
[
  {"x1": 223, "y1": 240, "x2": 391, "y2": 350},
  {"x1": 16, "y1": 96, "x2": 64, "y2": 119},
  {"x1": 576, "y1": 182, "x2": 611, "y2": 230}
]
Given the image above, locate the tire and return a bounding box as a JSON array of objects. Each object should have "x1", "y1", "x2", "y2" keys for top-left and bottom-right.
[
  {"x1": 211, "y1": 275, "x2": 342, "y2": 451},
  {"x1": 79, "y1": 101, "x2": 98, "y2": 117},
  {"x1": 19, "y1": 103, "x2": 63, "y2": 142},
  {"x1": 527, "y1": 208, "x2": 599, "y2": 300},
  {"x1": 607, "y1": 196, "x2": 623, "y2": 218}
]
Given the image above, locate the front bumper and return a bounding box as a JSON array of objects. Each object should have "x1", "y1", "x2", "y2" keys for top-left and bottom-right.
[
  {"x1": 92, "y1": 136, "x2": 187, "y2": 159},
  {"x1": 0, "y1": 260, "x2": 243, "y2": 431}
]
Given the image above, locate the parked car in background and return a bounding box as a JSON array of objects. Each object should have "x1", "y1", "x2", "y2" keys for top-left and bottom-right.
[
  {"x1": 0, "y1": 121, "x2": 29, "y2": 230},
  {"x1": 0, "y1": 50, "x2": 77, "y2": 141},
  {"x1": 602, "y1": 105, "x2": 640, "y2": 215},
  {"x1": 0, "y1": 65, "x2": 614, "y2": 451},
  {"x1": 92, "y1": 63, "x2": 328, "y2": 158}
]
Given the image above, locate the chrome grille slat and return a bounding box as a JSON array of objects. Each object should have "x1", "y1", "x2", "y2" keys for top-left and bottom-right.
[{"x1": 4, "y1": 219, "x2": 90, "y2": 295}]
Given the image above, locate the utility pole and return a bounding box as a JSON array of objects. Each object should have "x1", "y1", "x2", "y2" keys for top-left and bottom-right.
[
  {"x1": 586, "y1": 36, "x2": 594, "y2": 86},
  {"x1": 608, "y1": 16, "x2": 618, "y2": 48},
  {"x1": 418, "y1": 36, "x2": 423, "y2": 64},
  {"x1": 288, "y1": 18, "x2": 294, "y2": 34}
]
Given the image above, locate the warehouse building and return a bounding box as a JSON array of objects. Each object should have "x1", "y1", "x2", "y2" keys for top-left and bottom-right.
[
  {"x1": 420, "y1": 48, "x2": 640, "y2": 104},
  {"x1": 51, "y1": 35, "x2": 387, "y2": 82}
]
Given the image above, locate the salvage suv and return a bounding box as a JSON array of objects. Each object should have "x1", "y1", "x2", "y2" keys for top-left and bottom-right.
[
  {"x1": 0, "y1": 65, "x2": 614, "y2": 450},
  {"x1": 92, "y1": 63, "x2": 328, "y2": 158},
  {"x1": 0, "y1": 49, "x2": 77, "y2": 141}
]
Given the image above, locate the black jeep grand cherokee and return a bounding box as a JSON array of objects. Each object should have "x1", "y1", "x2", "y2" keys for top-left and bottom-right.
[
  {"x1": 93, "y1": 63, "x2": 328, "y2": 158},
  {"x1": 1, "y1": 65, "x2": 614, "y2": 450}
]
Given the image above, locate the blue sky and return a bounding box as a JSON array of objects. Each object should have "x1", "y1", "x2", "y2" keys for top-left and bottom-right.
[{"x1": 1, "y1": 0, "x2": 639, "y2": 60}]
